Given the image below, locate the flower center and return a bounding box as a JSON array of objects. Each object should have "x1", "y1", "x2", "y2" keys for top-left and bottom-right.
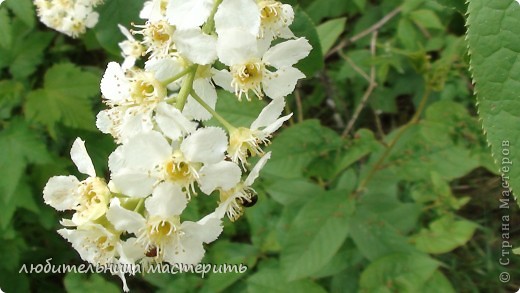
[
  {"x1": 228, "y1": 127, "x2": 264, "y2": 166},
  {"x1": 230, "y1": 60, "x2": 265, "y2": 100}
]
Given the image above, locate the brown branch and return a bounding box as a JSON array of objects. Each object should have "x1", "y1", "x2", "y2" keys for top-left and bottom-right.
[
  {"x1": 341, "y1": 32, "x2": 378, "y2": 138},
  {"x1": 326, "y1": 6, "x2": 402, "y2": 58}
]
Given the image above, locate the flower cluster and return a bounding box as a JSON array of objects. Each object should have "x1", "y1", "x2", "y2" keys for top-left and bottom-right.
[
  {"x1": 34, "y1": 0, "x2": 103, "y2": 37},
  {"x1": 43, "y1": 0, "x2": 310, "y2": 290}
]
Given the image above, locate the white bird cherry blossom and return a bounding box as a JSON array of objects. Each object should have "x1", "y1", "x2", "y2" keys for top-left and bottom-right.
[{"x1": 214, "y1": 29, "x2": 311, "y2": 100}]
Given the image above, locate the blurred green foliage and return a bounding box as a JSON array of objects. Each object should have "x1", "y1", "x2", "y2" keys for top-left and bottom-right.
[{"x1": 0, "y1": 0, "x2": 518, "y2": 292}]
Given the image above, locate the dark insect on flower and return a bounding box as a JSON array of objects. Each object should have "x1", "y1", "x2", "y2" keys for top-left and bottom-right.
[
  {"x1": 239, "y1": 193, "x2": 258, "y2": 208},
  {"x1": 145, "y1": 246, "x2": 158, "y2": 257}
]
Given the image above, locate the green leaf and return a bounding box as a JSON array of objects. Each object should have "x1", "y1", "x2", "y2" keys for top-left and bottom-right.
[
  {"x1": 409, "y1": 10, "x2": 443, "y2": 30},
  {"x1": 422, "y1": 270, "x2": 456, "y2": 293},
  {"x1": 263, "y1": 120, "x2": 342, "y2": 179},
  {"x1": 359, "y1": 253, "x2": 439, "y2": 293},
  {"x1": 265, "y1": 178, "x2": 322, "y2": 206},
  {"x1": 0, "y1": 119, "x2": 50, "y2": 203},
  {"x1": 64, "y1": 273, "x2": 120, "y2": 293},
  {"x1": 0, "y1": 25, "x2": 53, "y2": 79},
  {"x1": 94, "y1": 0, "x2": 143, "y2": 55},
  {"x1": 291, "y1": 7, "x2": 324, "y2": 76},
  {"x1": 247, "y1": 268, "x2": 327, "y2": 293},
  {"x1": 5, "y1": 0, "x2": 35, "y2": 29},
  {"x1": 397, "y1": 17, "x2": 420, "y2": 50},
  {"x1": 316, "y1": 17, "x2": 347, "y2": 55},
  {"x1": 25, "y1": 63, "x2": 99, "y2": 135},
  {"x1": 201, "y1": 241, "x2": 258, "y2": 293},
  {"x1": 0, "y1": 8, "x2": 12, "y2": 49},
  {"x1": 467, "y1": 0, "x2": 520, "y2": 203},
  {"x1": 280, "y1": 190, "x2": 354, "y2": 280},
  {"x1": 0, "y1": 80, "x2": 24, "y2": 119},
  {"x1": 412, "y1": 215, "x2": 477, "y2": 254},
  {"x1": 349, "y1": 200, "x2": 416, "y2": 260},
  {"x1": 206, "y1": 90, "x2": 266, "y2": 128}
]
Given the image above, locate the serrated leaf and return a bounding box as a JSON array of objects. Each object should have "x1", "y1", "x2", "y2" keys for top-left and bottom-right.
[
  {"x1": 412, "y1": 215, "x2": 477, "y2": 254},
  {"x1": 0, "y1": 79, "x2": 24, "y2": 119},
  {"x1": 359, "y1": 252, "x2": 439, "y2": 293},
  {"x1": 5, "y1": 0, "x2": 35, "y2": 28},
  {"x1": 280, "y1": 190, "x2": 354, "y2": 280},
  {"x1": 317, "y1": 17, "x2": 346, "y2": 55},
  {"x1": 467, "y1": 0, "x2": 520, "y2": 204},
  {"x1": 263, "y1": 120, "x2": 342, "y2": 178},
  {"x1": 0, "y1": 25, "x2": 52, "y2": 79},
  {"x1": 25, "y1": 63, "x2": 99, "y2": 134},
  {"x1": 0, "y1": 119, "x2": 50, "y2": 203},
  {"x1": 247, "y1": 268, "x2": 327, "y2": 293}
]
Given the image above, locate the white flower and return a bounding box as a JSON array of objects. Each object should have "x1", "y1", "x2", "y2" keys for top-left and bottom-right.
[
  {"x1": 257, "y1": 0, "x2": 295, "y2": 41},
  {"x1": 216, "y1": 152, "x2": 271, "y2": 221},
  {"x1": 214, "y1": 29, "x2": 311, "y2": 100},
  {"x1": 97, "y1": 62, "x2": 166, "y2": 143},
  {"x1": 110, "y1": 128, "x2": 240, "y2": 197},
  {"x1": 132, "y1": 20, "x2": 176, "y2": 58},
  {"x1": 106, "y1": 183, "x2": 223, "y2": 265},
  {"x1": 214, "y1": 0, "x2": 261, "y2": 36},
  {"x1": 228, "y1": 98, "x2": 291, "y2": 166},
  {"x1": 140, "y1": 0, "x2": 169, "y2": 21},
  {"x1": 118, "y1": 25, "x2": 145, "y2": 70},
  {"x1": 43, "y1": 138, "x2": 110, "y2": 226},
  {"x1": 58, "y1": 223, "x2": 119, "y2": 265},
  {"x1": 166, "y1": 0, "x2": 214, "y2": 30}
]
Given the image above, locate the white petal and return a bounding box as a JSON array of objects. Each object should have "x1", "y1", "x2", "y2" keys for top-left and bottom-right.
[
  {"x1": 145, "y1": 56, "x2": 184, "y2": 83},
  {"x1": 156, "y1": 102, "x2": 197, "y2": 140},
  {"x1": 96, "y1": 110, "x2": 114, "y2": 135},
  {"x1": 118, "y1": 109, "x2": 155, "y2": 143},
  {"x1": 166, "y1": 0, "x2": 213, "y2": 30},
  {"x1": 244, "y1": 151, "x2": 271, "y2": 186},
  {"x1": 262, "y1": 67, "x2": 305, "y2": 99},
  {"x1": 101, "y1": 62, "x2": 130, "y2": 103},
  {"x1": 111, "y1": 171, "x2": 157, "y2": 198},
  {"x1": 181, "y1": 127, "x2": 228, "y2": 164},
  {"x1": 251, "y1": 98, "x2": 285, "y2": 130},
  {"x1": 108, "y1": 146, "x2": 125, "y2": 175},
  {"x1": 263, "y1": 38, "x2": 312, "y2": 68},
  {"x1": 199, "y1": 161, "x2": 242, "y2": 194},
  {"x1": 120, "y1": 131, "x2": 171, "y2": 170},
  {"x1": 173, "y1": 29, "x2": 217, "y2": 65},
  {"x1": 182, "y1": 78, "x2": 217, "y2": 121},
  {"x1": 118, "y1": 24, "x2": 134, "y2": 41},
  {"x1": 211, "y1": 69, "x2": 234, "y2": 93},
  {"x1": 106, "y1": 198, "x2": 146, "y2": 234},
  {"x1": 70, "y1": 138, "x2": 96, "y2": 177},
  {"x1": 262, "y1": 113, "x2": 292, "y2": 135},
  {"x1": 43, "y1": 176, "x2": 80, "y2": 211},
  {"x1": 214, "y1": 0, "x2": 260, "y2": 36},
  {"x1": 118, "y1": 238, "x2": 145, "y2": 265},
  {"x1": 185, "y1": 216, "x2": 223, "y2": 243},
  {"x1": 216, "y1": 28, "x2": 258, "y2": 66},
  {"x1": 145, "y1": 182, "x2": 187, "y2": 217},
  {"x1": 164, "y1": 231, "x2": 205, "y2": 265}
]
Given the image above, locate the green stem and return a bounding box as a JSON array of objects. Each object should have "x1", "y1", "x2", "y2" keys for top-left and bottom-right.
[
  {"x1": 161, "y1": 66, "x2": 193, "y2": 86},
  {"x1": 175, "y1": 66, "x2": 198, "y2": 110},
  {"x1": 134, "y1": 198, "x2": 144, "y2": 212},
  {"x1": 202, "y1": 0, "x2": 224, "y2": 34},
  {"x1": 353, "y1": 87, "x2": 431, "y2": 196},
  {"x1": 190, "y1": 89, "x2": 236, "y2": 131}
]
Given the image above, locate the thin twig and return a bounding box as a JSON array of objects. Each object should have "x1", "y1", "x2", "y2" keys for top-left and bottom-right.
[
  {"x1": 294, "y1": 87, "x2": 304, "y2": 123},
  {"x1": 326, "y1": 6, "x2": 402, "y2": 58},
  {"x1": 339, "y1": 52, "x2": 371, "y2": 83},
  {"x1": 353, "y1": 87, "x2": 432, "y2": 196},
  {"x1": 341, "y1": 31, "x2": 378, "y2": 138}
]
